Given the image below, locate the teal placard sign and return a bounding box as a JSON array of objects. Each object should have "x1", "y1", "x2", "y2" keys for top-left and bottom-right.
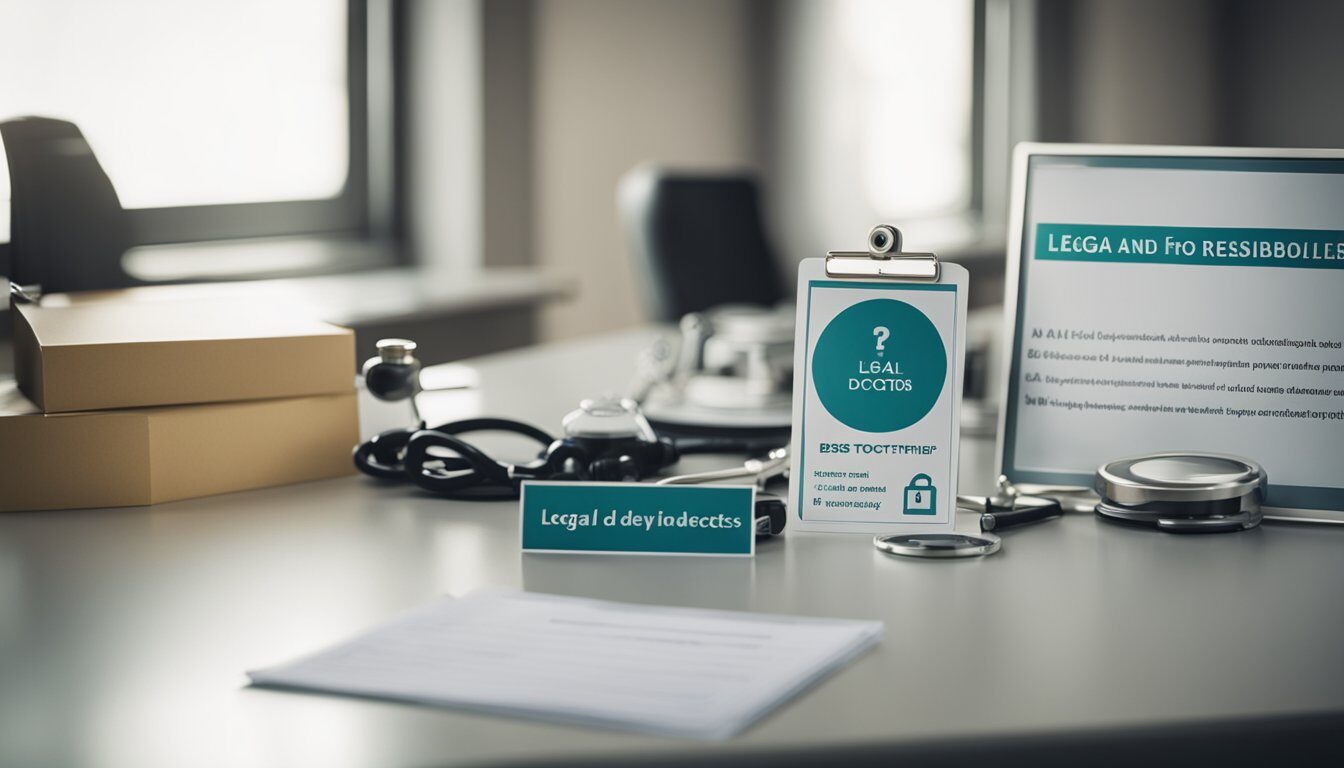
[
  {"x1": 519, "y1": 482, "x2": 756, "y2": 557},
  {"x1": 1035, "y1": 223, "x2": 1344, "y2": 269}
]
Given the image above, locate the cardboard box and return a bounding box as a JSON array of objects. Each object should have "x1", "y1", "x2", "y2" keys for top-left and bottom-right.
[
  {"x1": 0, "y1": 381, "x2": 358, "y2": 512},
  {"x1": 13, "y1": 297, "x2": 354, "y2": 413}
]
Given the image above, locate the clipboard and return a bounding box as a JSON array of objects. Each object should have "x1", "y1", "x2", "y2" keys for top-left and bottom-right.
[{"x1": 787, "y1": 230, "x2": 968, "y2": 533}]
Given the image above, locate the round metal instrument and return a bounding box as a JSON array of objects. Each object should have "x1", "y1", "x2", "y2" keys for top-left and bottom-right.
[
  {"x1": 1094, "y1": 452, "x2": 1266, "y2": 533},
  {"x1": 873, "y1": 532, "x2": 1002, "y2": 559}
]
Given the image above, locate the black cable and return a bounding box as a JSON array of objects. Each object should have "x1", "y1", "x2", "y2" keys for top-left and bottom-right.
[{"x1": 674, "y1": 437, "x2": 783, "y2": 456}]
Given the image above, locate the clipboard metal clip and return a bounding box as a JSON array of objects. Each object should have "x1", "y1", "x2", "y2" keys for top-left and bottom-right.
[{"x1": 825, "y1": 225, "x2": 940, "y2": 282}]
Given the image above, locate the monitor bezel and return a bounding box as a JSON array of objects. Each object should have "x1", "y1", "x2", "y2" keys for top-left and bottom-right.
[{"x1": 997, "y1": 142, "x2": 1344, "y2": 523}]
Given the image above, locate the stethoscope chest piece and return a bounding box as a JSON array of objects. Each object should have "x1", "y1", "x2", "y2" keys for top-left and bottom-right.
[
  {"x1": 873, "y1": 532, "x2": 1001, "y2": 559},
  {"x1": 1094, "y1": 453, "x2": 1266, "y2": 534}
]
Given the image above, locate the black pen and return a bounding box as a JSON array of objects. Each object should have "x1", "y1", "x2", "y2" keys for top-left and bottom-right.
[{"x1": 976, "y1": 495, "x2": 1063, "y2": 532}]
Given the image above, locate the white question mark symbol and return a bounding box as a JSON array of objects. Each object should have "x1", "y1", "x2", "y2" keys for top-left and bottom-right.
[{"x1": 873, "y1": 326, "x2": 890, "y2": 356}]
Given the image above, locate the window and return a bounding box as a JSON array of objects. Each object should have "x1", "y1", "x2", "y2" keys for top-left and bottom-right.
[
  {"x1": 838, "y1": 0, "x2": 975, "y2": 219},
  {"x1": 0, "y1": 0, "x2": 366, "y2": 246},
  {"x1": 768, "y1": 0, "x2": 998, "y2": 263}
]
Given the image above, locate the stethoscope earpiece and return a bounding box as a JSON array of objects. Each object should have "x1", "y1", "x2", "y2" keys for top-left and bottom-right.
[{"x1": 363, "y1": 338, "x2": 425, "y2": 420}]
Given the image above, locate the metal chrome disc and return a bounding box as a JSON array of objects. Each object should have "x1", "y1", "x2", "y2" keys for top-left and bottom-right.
[
  {"x1": 1094, "y1": 452, "x2": 1266, "y2": 534},
  {"x1": 1096, "y1": 453, "x2": 1264, "y2": 505},
  {"x1": 873, "y1": 532, "x2": 1001, "y2": 559},
  {"x1": 1094, "y1": 501, "x2": 1262, "y2": 533}
]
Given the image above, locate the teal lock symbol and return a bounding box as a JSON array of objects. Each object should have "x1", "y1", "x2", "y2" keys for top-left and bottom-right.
[{"x1": 903, "y1": 474, "x2": 936, "y2": 515}]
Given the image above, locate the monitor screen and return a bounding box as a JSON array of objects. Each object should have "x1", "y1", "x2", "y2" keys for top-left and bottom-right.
[{"x1": 1001, "y1": 152, "x2": 1344, "y2": 513}]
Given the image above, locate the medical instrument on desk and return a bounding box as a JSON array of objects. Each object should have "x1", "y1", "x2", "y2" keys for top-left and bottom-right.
[
  {"x1": 635, "y1": 305, "x2": 795, "y2": 436},
  {"x1": 355, "y1": 395, "x2": 686, "y2": 498},
  {"x1": 656, "y1": 447, "x2": 791, "y2": 538},
  {"x1": 873, "y1": 532, "x2": 1001, "y2": 559},
  {"x1": 355, "y1": 340, "x2": 781, "y2": 499},
  {"x1": 970, "y1": 475, "x2": 1098, "y2": 514},
  {"x1": 1093, "y1": 452, "x2": 1266, "y2": 533},
  {"x1": 655, "y1": 446, "x2": 789, "y2": 488},
  {"x1": 753, "y1": 494, "x2": 787, "y2": 537},
  {"x1": 9, "y1": 281, "x2": 42, "y2": 304},
  {"x1": 363, "y1": 338, "x2": 426, "y2": 419},
  {"x1": 977, "y1": 495, "x2": 1060, "y2": 532},
  {"x1": 957, "y1": 476, "x2": 1065, "y2": 532},
  {"x1": 361, "y1": 338, "x2": 473, "y2": 423}
]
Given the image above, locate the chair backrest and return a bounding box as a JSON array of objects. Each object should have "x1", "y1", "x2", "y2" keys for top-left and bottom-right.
[
  {"x1": 619, "y1": 167, "x2": 783, "y2": 322},
  {"x1": 1, "y1": 116, "x2": 136, "y2": 293}
]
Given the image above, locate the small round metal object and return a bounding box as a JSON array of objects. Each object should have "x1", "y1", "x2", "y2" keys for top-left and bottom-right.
[
  {"x1": 873, "y1": 532, "x2": 1001, "y2": 559},
  {"x1": 376, "y1": 338, "x2": 418, "y2": 365},
  {"x1": 562, "y1": 396, "x2": 657, "y2": 440},
  {"x1": 1097, "y1": 452, "x2": 1262, "y2": 504},
  {"x1": 1094, "y1": 452, "x2": 1266, "y2": 533},
  {"x1": 867, "y1": 224, "x2": 902, "y2": 257}
]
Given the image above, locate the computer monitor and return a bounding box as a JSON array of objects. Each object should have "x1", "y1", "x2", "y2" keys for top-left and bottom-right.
[{"x1": 998, "y1": 144, "x2": 1344, "y2": 522}]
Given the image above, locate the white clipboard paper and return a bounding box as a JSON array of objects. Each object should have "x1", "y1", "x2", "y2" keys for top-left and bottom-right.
[{"x1": 788, "y1": 243, "x2": 968, "y2": 534}]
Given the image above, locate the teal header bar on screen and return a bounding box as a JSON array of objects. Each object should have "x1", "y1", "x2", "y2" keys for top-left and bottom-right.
[
  {"x1": 520, "y1": 482, "x2": 756, "y2": 557},
  {"x1": 1035, "y1": 223, "x2": 1344, "y2": 269}
]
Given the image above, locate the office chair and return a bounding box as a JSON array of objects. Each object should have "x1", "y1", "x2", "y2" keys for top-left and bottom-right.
[
  {"x1": 619, "y1": 167, "x2": 784, "y2": 322},
  {"x1": 1, "y1": 116, "x2": 137, "y2": 294}
]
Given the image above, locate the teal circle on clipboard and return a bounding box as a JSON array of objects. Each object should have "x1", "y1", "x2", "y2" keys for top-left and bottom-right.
[{"x1": 811, "y1": 298, "x2": 946, "y2": 433}]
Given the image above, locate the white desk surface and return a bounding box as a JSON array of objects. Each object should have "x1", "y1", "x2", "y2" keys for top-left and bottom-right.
[{"x1": 2, "y1": 328, "x2": 1342, "y2": 768}]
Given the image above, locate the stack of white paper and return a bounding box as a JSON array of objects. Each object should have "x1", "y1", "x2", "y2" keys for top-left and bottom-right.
[{"x1": 249, "y1": 589, "x2": 882, "y2": 740}]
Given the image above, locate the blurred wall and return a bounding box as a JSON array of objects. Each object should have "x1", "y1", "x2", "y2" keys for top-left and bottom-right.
[
  {"x1": 1037, "y1": 0, "x2": 1344, "y2": 149},
  {"x1": 1065, "y1": 0, "x2": 1221, "y2": 145},
  {"x1": 531, "y1": 0, "x2": 761, "y2": 340},
  {"x1": 1221, "y1": 0, "x2": 1344, "y2": 147},
  {"x1": 435, "y1": 0, "x2": 1344, "y2": 342}
]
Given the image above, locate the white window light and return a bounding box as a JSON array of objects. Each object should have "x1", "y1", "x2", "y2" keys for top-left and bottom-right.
[{"x1": 0, "y1": 0, "x2": 348, "y2": 242}]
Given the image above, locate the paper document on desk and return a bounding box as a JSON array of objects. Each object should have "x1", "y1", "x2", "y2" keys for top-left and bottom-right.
[{"x1": 248, "y1": 588, "x2": 882, "y2": 740}]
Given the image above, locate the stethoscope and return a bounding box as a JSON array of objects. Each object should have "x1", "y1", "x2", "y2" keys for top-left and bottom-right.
[
  {"x1": 955, "y1": 455, "x2": 1266, "y2": 535},
  {"x1": 956, "y1": 477, "x2": 1073, "y2": 532},
  {"x1": 876, "y1": 453, "x2": 1268, "y2": 558},
  {"x1": 353, "y1": 338, "x2": 787, "y2": 501}
]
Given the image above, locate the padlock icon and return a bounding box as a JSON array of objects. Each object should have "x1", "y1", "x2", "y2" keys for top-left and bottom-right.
[{"x1": 903, "y1": 474, "x2": 936, "y2": 515}]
